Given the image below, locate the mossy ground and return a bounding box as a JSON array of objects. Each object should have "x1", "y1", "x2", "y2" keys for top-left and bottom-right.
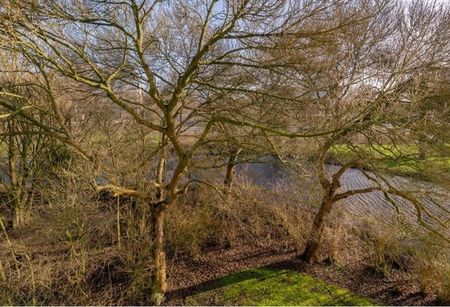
[{"x1": 186, "y1": 267, "x2": 374, "y2": 306}]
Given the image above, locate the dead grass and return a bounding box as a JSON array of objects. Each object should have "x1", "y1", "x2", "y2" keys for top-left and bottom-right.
[
  {"x1": 0, "y1": 174, "x2": 311, "y2": 304},
  {"x1": 0, "y1": 169, "x2": 448, "y2": 305},
  {"x1": 354, "y1": 220, "x2": 450, "y2": 303}
]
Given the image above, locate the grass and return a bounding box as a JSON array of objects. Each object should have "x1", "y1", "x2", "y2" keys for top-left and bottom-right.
[
  {"x1": 330, "y1": 144, "x2": 450, "y2": 177},
  {"x1": 186, "y1": 267, "x2": 374, "y2": 306}
]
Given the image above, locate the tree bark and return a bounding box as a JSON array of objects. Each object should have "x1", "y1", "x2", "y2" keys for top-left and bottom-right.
[
  {"x1": 156, "y1": 137, "x2": 167, "y2": 188},
  {"x1": 13, "y1": 203, "x2": 24, "y2": 229},
  {"x1": 150, "y1": 135, "x2": 168, "y2": 301},
  {"x1": 301, "y1": 196, "x2": 334, "y2": 263},
  {"x1": 224, "y1": 147, "x2": 241, "y2": 192},
  {"x1": 8, "y1": 124, "x2": 23, "y2": 229},
  {"x1": 150, "y1": 206, "x2": 167, "y2": 297}
]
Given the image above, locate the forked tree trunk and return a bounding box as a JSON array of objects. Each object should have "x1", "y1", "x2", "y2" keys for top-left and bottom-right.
[
  {"x1": 150, "y1": 206, "x2": 167, "y2": 298},
  {"x1": 141, "y1": 138, "x2": 167, "y2": 236},
  {"x1": 224, "y1": 147, "x2": 241, "y2": 192},
  {"x1": 301, "y1": 196, "x2": 334, "y2": 263}
]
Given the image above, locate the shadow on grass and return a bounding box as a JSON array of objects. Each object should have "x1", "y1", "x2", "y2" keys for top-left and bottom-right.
[{"x1": 176, "y1": 262, "x2": 373, "y2": 306}]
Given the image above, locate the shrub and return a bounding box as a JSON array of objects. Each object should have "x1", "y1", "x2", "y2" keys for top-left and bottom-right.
[{"x1": 358, "y1": 222, "x2": 418, "y2": 275}]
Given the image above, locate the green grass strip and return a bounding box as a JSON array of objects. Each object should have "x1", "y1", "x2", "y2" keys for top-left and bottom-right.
[{"x1": 186, "y1": 267, "x2": 374, "y2": 306}]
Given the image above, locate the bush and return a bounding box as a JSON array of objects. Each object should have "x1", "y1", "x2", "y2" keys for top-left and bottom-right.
[
  {"x1": 357, "y1": 222, "x2": 418, "y2": 275},
  {"x1": 166, "y1": 182, "x2": 310, "y2": 256},
  {"x1": 412, "y1": 253, "x2": 450, "y2": 302},
  {"x1": 357, "y1": 219, "x2": 450, "y2": 302}
]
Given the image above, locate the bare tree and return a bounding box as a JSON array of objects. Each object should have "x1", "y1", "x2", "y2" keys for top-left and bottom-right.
[
  {"x1": 293, "y1": 0, "x2": 450, "y2": 263},
  {"x1": 0, "y1": 50, "x2": 66, "y2": 228},
  {"x1": 0, "y1": 0, "x2": 342, "y2": 300}
]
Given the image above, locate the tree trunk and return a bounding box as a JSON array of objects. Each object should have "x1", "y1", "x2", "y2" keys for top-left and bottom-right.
[
  {"x1": 156, "y1": 140, "x2": 167, "y2": 187},
  {"x1": 224, "y1": 147, "x2": 241, "y2": 192},
  {"x1": 301, "y1": 197, "x2": 334, "y2": 263},
  {"x1": 150, "y1": 207, "x2": 167, "y2": 299},
  {"x1": 8, "y1": 126, "x2": 23, "y2": 229},
  {"x1": 149, "y1": 134, "x2": 168, "y2": 303},
  {"x1": 13, "y1": 203, "x2": 25, "y2": 229}
]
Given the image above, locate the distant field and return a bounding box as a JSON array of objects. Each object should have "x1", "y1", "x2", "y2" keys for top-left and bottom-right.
[
  {"x1": 186, "y1": 267, "x2": 373, "y2": 306},
  {"x1": 330, "y1": 144, "x2": 450, "y2": 177}
]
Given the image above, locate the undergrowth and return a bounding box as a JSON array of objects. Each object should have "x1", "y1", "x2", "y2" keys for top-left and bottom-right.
[{"x1": 0, "y1": 171, "x2": 448, "y2": 304}]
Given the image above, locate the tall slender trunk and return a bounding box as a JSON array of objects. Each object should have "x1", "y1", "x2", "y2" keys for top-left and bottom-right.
[
  {"x1": 13, "y1": 202, "x2": 24, "y2": 228},
  {"x1": 301, "y1": 195, "x2": 334, "y2": 263},
  {"x1": 156, "y1": 142, "x2": 166, "y2": 191},
  {"x1": 8, "y1": 123, "x2": 23, "y2": 229},
  {"x1": 12, "y1": 181, "x2": 28, "y2": 229},
  {"x1": 150, "y1": 206, "x2": 167, "y2": 296},
  {"x1": 149, "y1": 134, "x2": 168, "y2": 302},
  {"x1": 224, "y1": 147, "x2": 241, "y2": 192}
]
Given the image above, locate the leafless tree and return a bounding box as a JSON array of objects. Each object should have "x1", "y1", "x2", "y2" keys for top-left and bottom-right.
[
  {"x1": 288, "y1": 0, "x2": 450, "y2": 263},
  {"x1": 0, "y1": 0, "x2": 356, "y2": 299}
]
